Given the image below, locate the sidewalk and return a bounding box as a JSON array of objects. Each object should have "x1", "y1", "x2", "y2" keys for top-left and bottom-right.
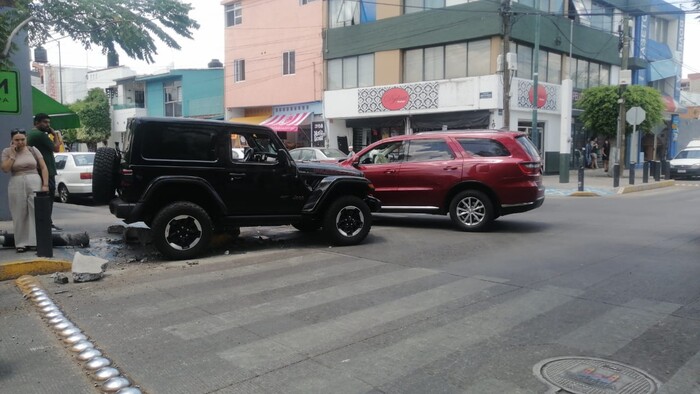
[
  {"x1": 543, "y1": 168, "x2": 675, "y2": 197},
  {"x1": 0, "y1": 203, "x2": 122, "y2": 266}
]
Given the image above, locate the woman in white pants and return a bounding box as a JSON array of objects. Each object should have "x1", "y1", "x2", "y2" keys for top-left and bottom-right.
[{"x1": 1, "y1": 129, "x2": 49, "y2": 253}]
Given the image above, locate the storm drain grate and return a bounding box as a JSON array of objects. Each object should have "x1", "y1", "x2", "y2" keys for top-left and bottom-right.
[{"x1": 534, "y1": 356, "x2": 659, "y2": 394}]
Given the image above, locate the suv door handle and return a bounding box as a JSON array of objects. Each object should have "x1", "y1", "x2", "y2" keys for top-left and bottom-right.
[
  {"x1": 443, "y1": 166, "x2": 459, "y2": 171},
  {"x1": 384, "y1": 169, "x2": 396, "y2": 174},
  {"x1": 229, "y1": 172, "x2": 246, "y2": 180}
]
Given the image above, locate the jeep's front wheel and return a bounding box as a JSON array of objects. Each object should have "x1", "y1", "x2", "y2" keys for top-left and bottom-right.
[
  {"x1": 151, "y1": 202, "x2": 213, "y2": 260},
  {"x1": 323, "y1": 196, "x2": 371, "y2": 246}
]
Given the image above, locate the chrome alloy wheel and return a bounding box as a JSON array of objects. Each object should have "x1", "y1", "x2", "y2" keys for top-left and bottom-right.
[
  {"x1": 455, "y1": 196, "x2": 486, "y2": 227},
  {"x1": 164, "y1": 215, "x2": 203, "y2": 251},
  {"x1": 335, "y1": 205, "x2": 365, "y2": 237}
]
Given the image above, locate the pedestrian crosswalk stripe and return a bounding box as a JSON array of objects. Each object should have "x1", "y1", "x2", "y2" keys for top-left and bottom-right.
[
  {"x1": 217, "y1": 277, "x2": 500, "y2": 373},
  {"x1": 127, "y1": 258, "x2": 383, "y2": 317},
  {"x1": 164, "y1": 267, "x2": 440, "y2": 340},
  {"x1": 97, "y1": 252, "x2": 332, "y2": 301},
  {"x1": 556, "y1": 298, "x2": 681, "y2": 356}
]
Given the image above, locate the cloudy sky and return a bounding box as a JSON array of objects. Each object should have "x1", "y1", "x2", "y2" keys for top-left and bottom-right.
[{"x1": 48, "y1": 1, "x2": 700, "y2": 78}]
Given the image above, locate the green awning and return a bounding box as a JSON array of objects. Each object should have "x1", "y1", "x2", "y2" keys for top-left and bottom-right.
[{"x1": 31, "y1": 87, "x2": 81, "y2": 130}]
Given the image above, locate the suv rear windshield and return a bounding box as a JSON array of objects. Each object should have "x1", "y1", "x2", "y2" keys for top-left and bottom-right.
[{"x1": 515, "y1": 136, "x2": 540, "y2": 161}]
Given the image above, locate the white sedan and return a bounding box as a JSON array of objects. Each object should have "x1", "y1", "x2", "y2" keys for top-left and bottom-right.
[{"x1": 54, "y1": 152, "x2": 95, "y2": 203}]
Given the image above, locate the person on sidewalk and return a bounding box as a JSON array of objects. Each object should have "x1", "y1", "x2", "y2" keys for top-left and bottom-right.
[
  {"x1": 27, "y1": 113, "x2": 63, "y2": 231},
  {"x1": 602, "y1": 138, "x2": 610, "y2": 172},
  {"x1": 1, "y1": 129, "x2": 50, "y2": 253},
  {"x1": 589, "y1": 138, "x2": 599, "y2": 169}
]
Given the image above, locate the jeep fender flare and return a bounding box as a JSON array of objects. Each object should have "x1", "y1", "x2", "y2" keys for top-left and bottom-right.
[
  {"x1": 302, "y1": 176, "x2": 372, "y2": 214},
  {"x1": 138, "y1": 176, "x2": 227, "y2": 217}
]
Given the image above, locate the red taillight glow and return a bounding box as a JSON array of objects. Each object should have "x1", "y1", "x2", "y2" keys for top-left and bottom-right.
[
  {"x1": 80, "y1": 172, "x2": 92, "y2": 180},
  {"x1": 518, "y1": 162, "x2": 541, "y2": 175}
]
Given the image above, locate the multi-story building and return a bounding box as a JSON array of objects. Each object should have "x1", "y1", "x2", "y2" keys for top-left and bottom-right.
[
  {"x1": 222, "y1": 0, "x2": 324, "y2": 150},
  {"x1": 219, "y1": 0, "x2": 684, "y2": 170}
]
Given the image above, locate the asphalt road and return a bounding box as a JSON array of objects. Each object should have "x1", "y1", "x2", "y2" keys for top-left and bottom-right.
[{"x1": 2, "y1": 182, "x2": 700, "y2": 393}]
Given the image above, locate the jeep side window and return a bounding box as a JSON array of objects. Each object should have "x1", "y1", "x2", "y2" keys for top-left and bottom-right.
[
  {"x1": 358, "y1": 141, "x2": 405, "y2": 165},
  {"x1": 141, "y1": 124, "x2": 218, "y2": 162},
  {"x1": 230, "y1": 131, "x2": 280, "y2": 164}
]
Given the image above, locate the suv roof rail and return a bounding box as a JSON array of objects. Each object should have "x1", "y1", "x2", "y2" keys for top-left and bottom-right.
[{"x1": 414, "y1": 129, "x2": 508, "y2": 136}]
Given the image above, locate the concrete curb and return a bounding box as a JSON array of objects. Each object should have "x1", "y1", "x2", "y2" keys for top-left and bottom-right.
[
  {"x1": 0, "y1": 259, "x2": 71, "y2": 281},
  {"x1": 617, "y1": 180, "x2": 675, "y2": 194},
  {"x1": 569, "y1": 191, "x2": 600, "y2": 197}
]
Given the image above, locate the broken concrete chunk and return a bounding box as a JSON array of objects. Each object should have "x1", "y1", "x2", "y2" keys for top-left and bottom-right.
[
  {"x1": 72, "y1": 252, "x2": 108, "y2": 283},
  {"x1": 107, "y1": 223, "x2": 126, "y2": 234},
  {"x1": 51, "y1": 272, "x2": 69, "y2": 284}
]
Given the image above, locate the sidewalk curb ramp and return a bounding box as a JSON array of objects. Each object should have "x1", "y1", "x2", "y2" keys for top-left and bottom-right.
[
  {"x1": 569, "y1": 191, "x2": 600, "y2": 197},
  {"x1": 618, "y1": 180, "x2": 675, "y2": 194},
  {"x1": 0, "y1": 259, "x2": 71, "y2": 281}
]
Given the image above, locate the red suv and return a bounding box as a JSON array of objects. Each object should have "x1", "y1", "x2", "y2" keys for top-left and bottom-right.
[{"x1": 341, "y1": 130, "x2": 544, "y2": 231}]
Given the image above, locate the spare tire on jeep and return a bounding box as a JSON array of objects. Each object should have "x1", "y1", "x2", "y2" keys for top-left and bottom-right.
[{"x1": 92, "y1": 147, "x2": 119, "y2": 204}]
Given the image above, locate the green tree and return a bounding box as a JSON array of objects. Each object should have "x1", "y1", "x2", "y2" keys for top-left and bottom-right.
[
  {"x1": 575, "y1": 85, "x2": 664, "y2": 164},
  {"x1": 68, "y1": 88, "x2": 111, "y2": 152},
  {"x1": 0, "y1": 0, "x2": 199, "y2": 67}
]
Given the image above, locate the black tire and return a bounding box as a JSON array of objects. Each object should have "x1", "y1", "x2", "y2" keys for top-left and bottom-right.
[
  {"x1": 57, "y1": 184, "x2": 70, "y2": 204},
  {"x1": 323, "y1": 196, "x2": 371, "y2": 246},
  {"x1": 151, "y1": 202, "x2": 213, "y2": 260},
  {"x1": 293, "y1": 221, "x2": 322, "y2": 232},
  {"x1": 92, "y1": 147, "x2": 119, "y2": 204},
  {"x1": 449, "y1": 190, "x2": 494, "y2": 232}
]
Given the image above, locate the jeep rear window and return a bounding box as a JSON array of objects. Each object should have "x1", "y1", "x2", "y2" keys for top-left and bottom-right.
[
  {"x1": 515, "y1": 135, "x2": 541, "y2": 161},
  {"x1": 458, "y1": 139, "x2": 510, "y2": 157},
  {"x1": 141, "y1": 125, "x2": 218, "y2": 162}
]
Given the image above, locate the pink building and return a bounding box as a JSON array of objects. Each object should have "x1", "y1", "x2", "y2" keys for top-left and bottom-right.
[{"x1": 223, "y1": 0, "x2": 325, "y2": 149}]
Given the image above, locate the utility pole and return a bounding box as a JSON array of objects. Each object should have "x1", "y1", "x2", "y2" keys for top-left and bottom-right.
[
  {"x1": 614, "y1": 15, "x2": 630, "y2": 187},
  {"x1": 501, "y1": 0, "x2": 512, "y2": 129},
  {"x1": 531, "y1": 0, "x2": 541, "y2": 151}
]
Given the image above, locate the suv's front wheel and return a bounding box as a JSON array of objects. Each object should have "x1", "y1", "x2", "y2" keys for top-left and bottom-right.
[
  {"x1": 151, "y1": 202, "x2": 213, "y2": 260},
  {"x1": 449, "y1": 190, "x2": 494, "y2": 232},
  {"x1": 323, "y1": 196, "x2": 371, "y2": 246}
]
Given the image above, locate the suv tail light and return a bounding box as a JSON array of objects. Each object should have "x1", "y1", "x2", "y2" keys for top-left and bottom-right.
[
  {"x1": 518, "y1": 161, "x2": 541, "y2": 175},
  {"x1": 80, "y1": 172, "x2": 92, "y2": 180}
]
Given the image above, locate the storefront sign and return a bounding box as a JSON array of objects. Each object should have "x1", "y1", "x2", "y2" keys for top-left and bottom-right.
[
  {"x1": 358, "y1": 82, "x2": 438, "y2": 113},
  {"x1": 312, "y1": 121, "x2": 325, "y2": 142},
  {"x1": 0, "y1": 71, "x2": 20, "y2": 114},
  {"x1": 528, "y1": 85, "x2": 547, "y2": 108},
  {"x1": 479, "y1": 92, "x2": 492, "y2": 99},
  {"x1": 381, "y1": 88, "x2": 410, "y2": 110},
  {"x1": 516, "y1": 79, "x2": 558, "y2": 112}
]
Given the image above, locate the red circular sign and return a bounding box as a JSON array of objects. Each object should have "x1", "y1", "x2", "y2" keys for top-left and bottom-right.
[
  {"x1": 528, "y1": 85, "x2": 547, "y2": 108},
  {"x1": 381, "y1": 88, "x2": 410, "y2": 111}
]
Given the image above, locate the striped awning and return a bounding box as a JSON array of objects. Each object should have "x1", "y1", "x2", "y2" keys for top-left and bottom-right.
[{"x1": 260, "y1": 112, "x2": 311, "y2": 132}]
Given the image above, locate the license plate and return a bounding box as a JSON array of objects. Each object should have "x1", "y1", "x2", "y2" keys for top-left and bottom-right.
[{"x1": 678, "y1": 169, "x2": 686, "y2": 173}]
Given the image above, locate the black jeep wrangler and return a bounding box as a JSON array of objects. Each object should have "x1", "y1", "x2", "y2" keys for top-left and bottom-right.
[{"x1": 92, "y1": 117, "x2": 380, "y2": 260}]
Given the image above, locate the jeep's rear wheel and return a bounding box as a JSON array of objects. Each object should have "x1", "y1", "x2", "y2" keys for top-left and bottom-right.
[
  {"x1": 323, "y1": 196, "x2": 371, "y2": 246},
  {"x1": 449, "y1": 190, "x2": 494, "y2": 232},
  {"x1": 92, "y1": 147, "x2": 119, "y2": 204},
  {"x1": 151, "y1": 202, "x2": 213, "y2": 260}
]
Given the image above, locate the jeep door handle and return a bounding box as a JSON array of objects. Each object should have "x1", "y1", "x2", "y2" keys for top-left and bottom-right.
[
  {"x1": 443, "y1": 166, "x2": 459, "y2": 171},
  {"x1": 229, "y1": 172, "x2": 246, "y2": 180}
]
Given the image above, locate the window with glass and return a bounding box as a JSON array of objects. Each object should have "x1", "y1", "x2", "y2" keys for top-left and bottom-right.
[
  {"x1": 650, "y1": 17, "x2": 669, "y2": 43},
  {"x1": 513, "y1": 0, "x2": 564, "y2": 13},
  {"x1": 328, "y1": 0, "x2": 359, "y2": 28},
  {"x1": 404, "y1": 0, "x2": 445, "y2": 14},
  {"x1": 327, "y1": 54, "x2": 374, "y2": 90},
  {"x1": 406, "y1": 139, "x2": 454, "y2": 162},
  {"x1": 574, "y1": 59, "x2": 589, "y2": 89},
  {"x1": 142, "y1": 125, "x2": 218, "y2": 161},
  {"x1": 283, "y1": 51, "x2": 295, "y2": 75},
  {"x1": 226, "y1": 2, "x2": 242, "y2": 27},
  {"x1": 590, "y1": 1, "x2": 613, "y2": 32},
  {"x1": 517, "y1": 45, "x2": 532, "y2": 80},
  {"x1": 163, "y1": 80, "x2": 182, "y2": 117},
  {"x1": 404, "y1": 40, "x2": 491, "y2": 83},
  {"x1": 358, "y1": 141, "x2": 406, "y2": 165},
  {"x1": 458, "y1": 139, "x2": 510, "y2": 157},
  {"x1": 234, "y1": 59, "x2": 245, "y2": 82}
]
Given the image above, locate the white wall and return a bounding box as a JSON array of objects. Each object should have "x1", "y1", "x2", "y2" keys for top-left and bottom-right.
[{"x1": 87, "y1": 66, "x2": 137, "y2": 91}]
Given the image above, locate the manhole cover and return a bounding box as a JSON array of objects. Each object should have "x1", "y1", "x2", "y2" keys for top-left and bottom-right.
[{"x1": 534, "y1": 357, "x2": 660, "y2": 394}]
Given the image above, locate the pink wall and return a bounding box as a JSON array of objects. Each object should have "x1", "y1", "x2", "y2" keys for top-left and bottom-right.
[{"x1": 224, "y1": 0, "x2": 324, "y2": 108}]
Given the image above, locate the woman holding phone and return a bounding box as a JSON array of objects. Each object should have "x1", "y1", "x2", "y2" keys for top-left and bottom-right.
[{"x1": 1, "y1": 129, "x2": 49, "y2": 253}]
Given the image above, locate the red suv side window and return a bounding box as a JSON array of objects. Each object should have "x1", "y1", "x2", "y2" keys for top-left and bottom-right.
[
  {"x1": 457, "y1": 138, "x2": 510, "y2": 157},
  {"x1": 406, "y1": 139, "x2": 455, "y2": 162}
]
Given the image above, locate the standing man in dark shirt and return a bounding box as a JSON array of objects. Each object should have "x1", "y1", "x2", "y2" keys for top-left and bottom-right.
[{"x1": 27, "y1": 113, "x2": 63, "y2": 231}]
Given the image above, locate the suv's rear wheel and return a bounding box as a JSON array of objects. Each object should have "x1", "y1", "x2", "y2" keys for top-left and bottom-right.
[
  {"x1": 449, "y1": 190, "x2": 494, "y2": 232},
  {"x1": 323, "y1": 196, "x2": 371, "y2": 245},
  {"x1": 92, "y1": 147, "x2": 119, "y2": 204},
  {"x1": 151, "y1": 202, "x2": 213, "y2": 260}
]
